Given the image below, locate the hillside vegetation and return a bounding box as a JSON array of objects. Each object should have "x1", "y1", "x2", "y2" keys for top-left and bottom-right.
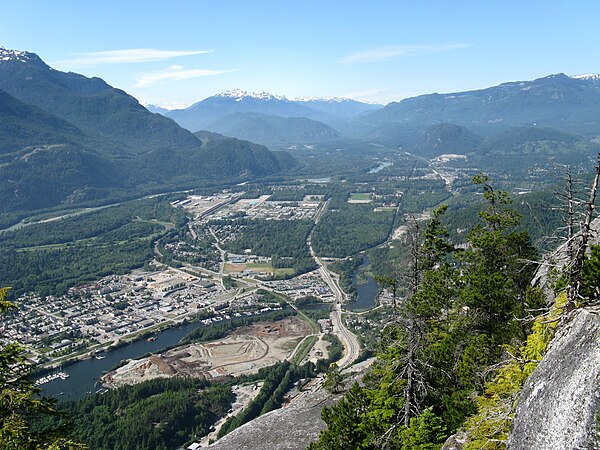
[{"x1": 309, "y1": 177, "x2": 549, "y2": 449}]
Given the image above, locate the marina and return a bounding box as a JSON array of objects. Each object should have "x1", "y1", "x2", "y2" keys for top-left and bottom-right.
[{"x1": 34, "y1": 371, "x2": 69, "y2": 386}]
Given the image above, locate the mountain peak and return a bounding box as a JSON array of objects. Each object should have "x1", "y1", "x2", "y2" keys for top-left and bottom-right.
[
  {"x1": 214, "y1": 89, "x2": 288, "y2": 102},
  {"x1": 294, "y1": 96, "x2": 383, "y2": 106},
  {"x1": 572, "y1": 73, "x2": 600, "y2": 81},
  {"x1": 293, "y1": 96, "x2": 349, "y2": 103},
  {"x1": 0, "y1": 46, "x2": 39, "y2": 63}
]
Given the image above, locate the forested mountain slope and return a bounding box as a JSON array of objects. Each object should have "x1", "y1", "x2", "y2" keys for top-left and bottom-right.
[
  {"x1": 362, "y1": 74, "x2": 600, "y2": 136},
  {"x1": 0, "y1": 47, "x2": 297, "y2": 214}
]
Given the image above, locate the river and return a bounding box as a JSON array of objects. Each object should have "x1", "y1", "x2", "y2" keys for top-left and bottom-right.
[
  {"x1": 347, "y1": 255, "x2": 379, "y2": 311},
  {"x1": 1, "y1": 188, "x2": 195, "y2": 233},
  {"x1": 37, "y1": 261, "x2": 377, "y2": 401},
  {"x1": 368, "y1": 161, "x2": 393, "y2": 174},
  {"x1": 39, "y1": 320, "x2": 211, "y2": 401}
]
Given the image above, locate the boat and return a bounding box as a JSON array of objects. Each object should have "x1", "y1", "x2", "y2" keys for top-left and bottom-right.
[
  {"x1": 147, "y1": 336, "x2": 157, "y2": 342},
  {"x1": 95, "y1": 355, "x2": 106, "y2": 360},
  {"x1": 34, "y1": 371, "x2": 69, "y2": 386}
]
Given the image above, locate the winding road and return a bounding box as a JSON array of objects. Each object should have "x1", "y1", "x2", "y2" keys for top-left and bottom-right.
[{"x1": 308, "y1": 200, "x2": 361, "y2": 369}]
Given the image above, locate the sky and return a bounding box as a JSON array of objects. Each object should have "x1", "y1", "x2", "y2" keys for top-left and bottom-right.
[{"x1": 1, "y1": 0, "x2": 599, "y2": 109}]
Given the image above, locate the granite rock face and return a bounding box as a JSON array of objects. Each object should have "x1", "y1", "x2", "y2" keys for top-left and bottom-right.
[
  {"x1": 507, "y1": 307, "x2": 600, "y2": 450},
  {"x1": 441, "y1": 431, "x2": 467, "y2": 450},
  {"x1": 207, "y1": 388, "x2": 336, "y2": 450}
]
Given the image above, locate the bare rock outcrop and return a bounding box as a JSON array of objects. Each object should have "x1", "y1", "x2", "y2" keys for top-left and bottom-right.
[
  {"x1": 507, "y1": 307, "x2": 600, "y2": 450},
  {"x1": 207, "y1": 388, "x2": 337, "y2": 450}
]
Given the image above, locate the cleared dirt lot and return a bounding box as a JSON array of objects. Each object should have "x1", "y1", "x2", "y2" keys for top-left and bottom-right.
[{"x1": 103, "y1": 317, "x2": 311, "y2": 387}]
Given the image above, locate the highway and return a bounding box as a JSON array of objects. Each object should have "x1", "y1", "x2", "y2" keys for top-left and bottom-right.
[{"x1": 307, "y1": 200, "x2": 361, "y2": 369}]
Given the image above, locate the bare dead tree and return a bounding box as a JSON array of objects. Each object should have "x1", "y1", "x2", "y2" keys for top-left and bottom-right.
[
  {"x1": 376, "y1": 215, "x2": 421, "y2": 321},
  {"x1": 566, "y1": 167, "x2": 575, "y2": 246},
  {"x1": 404, "y1": 215, "x2": 421, "y2": 297},
  {"x1": 376, "y1": 214, "x2": 426, "y2": 434},
  {"x1": 565, "y1": 153, "x2": 600, "y2": 311},
  {"x1": 402, "y1": 317, "x2": 422, "y2": 427}
]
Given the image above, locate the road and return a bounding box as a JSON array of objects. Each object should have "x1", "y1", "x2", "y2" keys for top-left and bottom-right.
[
  {"x1": 307, "y1": 199, "x2": 361, "y2": 369},
  {"x1": 1, "y1": 188, "x2": 196, "y2": 233},
  {"x1": 160, "y1": 194, "x2": 360, "y2": 369},
  {"x1": 208, "y1": 227, "x2": 228, "y2": 287}
]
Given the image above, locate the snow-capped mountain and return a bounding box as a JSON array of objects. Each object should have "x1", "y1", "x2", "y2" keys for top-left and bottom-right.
[
  {"x1": 571, "y1": 73, "x2": 600, "y2": 81},
  {"x1": 166, "y1": 90, "x2": 330, "y2": 132},
  {"x1": 214, "y1": 89, "x2": 289, "y2": 102},
  {"x1": 0, "y1": 46, "x2": 33, "y2": 62},
  {"x1": 292, "y1": 96, "x2": 382, "y2": 118},
  {"x1": 165, "y1": 90, "x2": 381, "y2": 132},
  {"x1": 0, "y1": 46, "x2": 48, "y2": 67},
  {"x1": 294, "y1": 96, "x2": 349, "y2": 103},
  {"x1": 145, "y1": 104, "x2": 171, "y2": 115}
]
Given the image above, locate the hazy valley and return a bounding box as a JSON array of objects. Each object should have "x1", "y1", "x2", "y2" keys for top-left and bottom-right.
[{"x1": 2, "y1": 24, "x2": 600, "y2": 450}]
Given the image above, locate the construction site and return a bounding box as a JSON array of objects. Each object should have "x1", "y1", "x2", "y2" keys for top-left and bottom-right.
[{"x1": 102, "y1": 317, "x2": 312, "y2": 387}]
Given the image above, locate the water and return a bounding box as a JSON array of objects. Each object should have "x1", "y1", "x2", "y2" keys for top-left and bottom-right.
[
  {"x1": 303, "y1": 177, "x2": 331, "y2": 183},
  {"x1": 39, "y1": 320, "x2": 207, "y2": 401},
  {"x1": 299, "y1": 303, "x2": 331, "y2": 311},
  {"x1": 347, "y1": 255, "x2": 379, "y2": 311},
  {"x1": 368, "y1": 161, "x2": 392, "y2": 174}
]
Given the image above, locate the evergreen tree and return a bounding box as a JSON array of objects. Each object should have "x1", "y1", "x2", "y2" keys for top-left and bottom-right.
[
  {"x1": 309, "y1": 176, "x2": 540, "y2": 449},
  {"x1": 307, "y1": 383, "x2": 373, "y2": 450}
]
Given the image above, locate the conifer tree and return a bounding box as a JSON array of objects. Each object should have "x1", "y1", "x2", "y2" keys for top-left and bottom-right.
[{"x1": 309, "y1": 176, "x2": 541, "y2": 450}]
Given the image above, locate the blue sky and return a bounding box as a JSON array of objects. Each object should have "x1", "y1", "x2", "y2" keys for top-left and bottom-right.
[{"x1": 1, "y1": 0, "x2": 599, "y2": 108}]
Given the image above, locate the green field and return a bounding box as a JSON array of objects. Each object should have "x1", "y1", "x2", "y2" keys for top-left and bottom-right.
[
  {"x1": 224, "y1": 262, "x2": 295, "y2": 277},
  {"x1": 349, "y1": 193, "x2": 372, "y2": 202}
]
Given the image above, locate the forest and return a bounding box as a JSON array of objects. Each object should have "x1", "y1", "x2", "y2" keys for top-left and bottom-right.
[
  {"x1": 211, "y1": 218, "x2": 317, "y2": 276},
  {"x1": 0, "y1": 197, "x2": 186, "y2": 295},
  {"x1": 60, "y1": 378, "x2": 232, "y2": 450},
  {"x1": 312, "y1": 201, "x2": 396, "y2": 258}
]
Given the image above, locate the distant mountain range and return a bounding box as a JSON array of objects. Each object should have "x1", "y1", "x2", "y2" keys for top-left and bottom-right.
[
  {"x1": 2, "y1": 43, "x2": 600, "y2": 213},
  {"x1": 146, "y1": 104, "x2": 171, "y2": 115},
  {"x1": 163, "y1": 90, "x2": 381, "y2": 134},
  {"x1": 410, "y1": 123, "x2": 590, "y2": 160},
  {"x1": 0, "y1": 47, "x2": 297, "y2": 213},
  {"x1": 360, "y1": 73, "x2": 600, "y2": 141},
  {"x1": 156, "y1": 74, "x2": 600, "y2": 151}
]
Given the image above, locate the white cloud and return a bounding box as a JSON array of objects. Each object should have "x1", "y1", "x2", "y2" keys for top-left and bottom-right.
[
  {"x1": 340, "y1": 43, "x2": 471, "y2": 64},
  {"x1": 56, "y1": 48, "x2": 213, "y2": 66},
  {"x1": 134, "y1": 66, "x2": 234, "y2": 87}
]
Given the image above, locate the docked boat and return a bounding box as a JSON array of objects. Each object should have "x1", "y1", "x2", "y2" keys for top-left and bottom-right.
[{"x1": 34, "y1": 371, "x2": 70, "y2": 386}]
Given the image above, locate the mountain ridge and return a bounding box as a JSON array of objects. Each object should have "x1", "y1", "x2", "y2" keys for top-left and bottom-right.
[
  {"x1": 361, "y1": 73, "x2": 600, "y2": 137},
  {"x1": 0, "y1": 47, "x2": 297, "y2": 213},
  {"x1": 165, "y1": 90, "x2": 380, "y2": 132},
  {"x1": 205, "y1": 111, "x2": 339, "y2": 145}
]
